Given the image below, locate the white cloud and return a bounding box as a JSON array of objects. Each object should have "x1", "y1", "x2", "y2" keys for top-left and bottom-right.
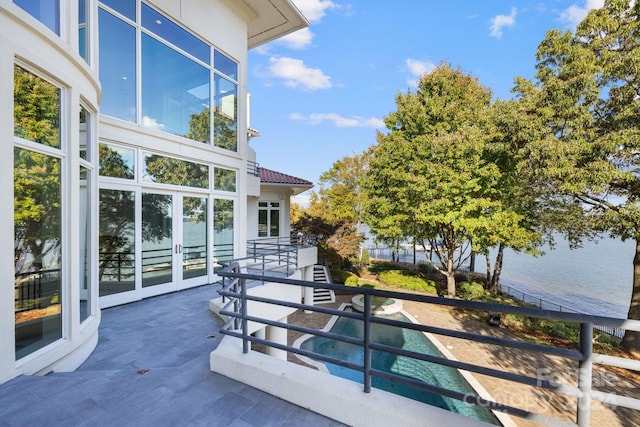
[
  {"x1": 292, "y1": 0, "x2": 340, "y2": 23},
  {"x1": 276, "y1": 27, "x2": 314, "y2": 50},
  {"x1": 489, "y1": 7, "x2": 517, "y2": 38},
  {"x1": 560, "y1": 0, "x2": 604, "y2": 28},
  {"x1": 268, "y1": 57, "x2": 332, "y2": 91},
  {"x1": 405, "y1": 58, "x2": 436, "y2": 87},
  {"x1": 290, "y1": 112, "x2": 384, "y2": 128},
  {"x1": 142, "y1": 116, "x2": 165, "y2": 130}
]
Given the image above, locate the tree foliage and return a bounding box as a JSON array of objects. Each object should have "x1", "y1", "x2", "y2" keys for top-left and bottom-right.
[
  {"x1": 515, "y1": 0, "x2": 640, "y2": 352},
  {"x1": 367, "y1": 64, "x2": 541, "y2": 297}
]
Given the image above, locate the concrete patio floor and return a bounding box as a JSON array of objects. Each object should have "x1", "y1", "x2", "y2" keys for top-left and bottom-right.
[{"x1": 0, "y1": 284, "x2": 345, "y2": 427}]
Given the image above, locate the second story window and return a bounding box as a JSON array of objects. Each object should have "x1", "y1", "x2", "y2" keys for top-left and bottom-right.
[
  {"x1": 14, "y1": 0, "x2": 60, "y2": 35},
  {"x1": 98, "y1": 1, "x2": 240, "y2": 152}
]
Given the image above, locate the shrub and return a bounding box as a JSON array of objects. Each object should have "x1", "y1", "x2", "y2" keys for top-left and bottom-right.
[
  {"x1": 344, "y1": 274, "x2": 360, "y2": 287},
  {"x1": 360, "y1": 247, "x2": 371, "y2": 266},
  {"x1": 457, "y1": 282, "x2": 486, "y2": 300},
  {"x1": 378, "y1": 270, "x2": 438, "y2": 294},
  {"x1": 331, "y1": 269, "x2": 358, "y2": 286}
]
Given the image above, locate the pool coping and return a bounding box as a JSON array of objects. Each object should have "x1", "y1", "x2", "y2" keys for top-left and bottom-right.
[{"x1": 292, "y1": 303, "x2": 516, "y2": 427}]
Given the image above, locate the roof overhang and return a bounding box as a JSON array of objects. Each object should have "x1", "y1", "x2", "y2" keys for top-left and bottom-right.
[
  {"x1": 262, "y1": 182, "x2": 314, "y2": 196},
  {"x1": 223, "y1": 0, "x2": 309, "y2": 50}
]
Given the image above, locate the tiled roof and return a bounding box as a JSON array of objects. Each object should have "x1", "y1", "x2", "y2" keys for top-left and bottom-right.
[{"x1": 258, "y1": 167, "x2": 313, "y2": 187}]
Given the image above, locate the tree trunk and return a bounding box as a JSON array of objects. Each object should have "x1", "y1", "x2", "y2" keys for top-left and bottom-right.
[
  {"x1": 489, "y1": 243, "x2": 505, "y2": 294},
  {"x1": 447, "y1": 258, "x2": 456, "y2": 297},
  {"x1": 485, "y1": 253, "x2": 492, "y2": 290},
  {"x1": 622, "y1": 239, "x2": 640, "y2": 356},
  {"x1": 469, "y1": 250, "x2": 476, "y2": 272}
]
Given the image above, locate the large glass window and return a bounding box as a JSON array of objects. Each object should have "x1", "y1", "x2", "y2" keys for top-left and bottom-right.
[
  {"x1": 14, "y1": 66, "x2": 61, "y2": 148},
  {"x1": 98, "y1": 7, "x2": 136, "y2": 122},
  {"x1": 143, "y1": 153, "x2": 209, "y2": 188},
  {"x1": 99, "y1": 189, "x2": 135, "y2": 296},
  {"x1": 213, "y1": 75, "x2": 237, "y2": 151},
  {"x1": 14, "y1": 148, "x2": 63, "y2": 359},
  {"x1": 214, "y1": 50, "x2": 237, "y2": 80},
  {"x1": 78, "y1": 0, "x2": 89, "y2": 62},
  {"x1": 79, "y1": 165, "x2": 91, "y2": 321},
  {"x1": 100, "y1": 0, "x2": 135, "y2": 20},
  {"x1": 13, "y1": 0, "x2": 60, "y2": 34},
  {"x1": 258, "y1": 202, "x2": 280, "y2": 238},
  {"x1": 213, "y1": 167, "x2": 236, "y2": 192},
  {"x1": 141, "y1": 34, "x2": 210, "y2": 139},
  {"x1": 79, "y1": 106, "x2": 93, "y2": 321},
  {"x1": 14, "y1": 65, "x2": 64, "y2": 359},
  {"x1": 99, "y1": 143, "x2": 135, "y2": 179},
  {"x1": 98, "y1": 3, "x2": 239, "y2": 151},
  {"x1": 213, "y1": 199, "x2": 234, "y2": 272},
  {"x1": 142, "y1": 3, "x2": 209, "y2": 63}
]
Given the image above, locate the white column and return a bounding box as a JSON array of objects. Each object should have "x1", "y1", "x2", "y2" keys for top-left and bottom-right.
[
  {"x1": 255, "y1": 327, "x2": 266, "y2": 340},
  {"x1": 266, "y1": 317, "x2": 288, "y2": 360}
]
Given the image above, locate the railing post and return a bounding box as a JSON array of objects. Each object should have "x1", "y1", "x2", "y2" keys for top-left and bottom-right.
[
  {"x1": 241, "y1": 276, "x2": 249, "y2": 354},
  {"x1": 577, "y1": 322, "x2": 593, "y2": 427},
  {"x1": 363, "y1": 292, "x2": 372, "y2": 393}
]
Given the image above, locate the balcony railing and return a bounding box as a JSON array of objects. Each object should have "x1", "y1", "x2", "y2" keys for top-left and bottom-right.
[
  {"x1": 243, "y1": 237, "x2": 310, "y2": 276},
  {"x1": 216, "y1": 262, "x2": 640, "y2": 427}
]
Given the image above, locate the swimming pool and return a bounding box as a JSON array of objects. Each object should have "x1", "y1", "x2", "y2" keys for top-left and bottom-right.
[{"x1": 297, "y1": 307, "x2": 500, "y2": 425}]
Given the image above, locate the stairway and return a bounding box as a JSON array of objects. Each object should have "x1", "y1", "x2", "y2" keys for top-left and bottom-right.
[{"x1": 312, "y1": 264, "x2": 335, "y2": 304}]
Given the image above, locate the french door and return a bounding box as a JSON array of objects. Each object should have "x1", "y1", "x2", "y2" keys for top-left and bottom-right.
[{"x1": 140, "y1": 191, "x2": 209, "y2": 298}]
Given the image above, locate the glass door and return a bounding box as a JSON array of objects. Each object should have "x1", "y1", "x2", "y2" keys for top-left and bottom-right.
[
  {"x1": 179, "y1": 195, "x2": 209, "y2": 288},
  {"x1": 141, "y1": 191, "x2": 175, "y2": 297}
]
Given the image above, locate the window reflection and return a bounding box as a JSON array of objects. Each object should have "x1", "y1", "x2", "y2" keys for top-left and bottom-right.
[
  {"x1": 143, "y1": 153, "x2": 209, "y2": 188},
  {"x1": 214, "y1": 167, "x2": 236, "y2": 192},
  {"x1": 142, "y1": 33, "x2": 210, "y2": 140},
  {"x1": 98, "y1": 7, "x2": 136, "y2": 122},
  {"x1": 99, "y1": 189, "x2": 135, "y2": 296},
  {"x1": 142, "y1": 193, "x2": 173, "y2": 288},
  {"x1": 214, "y1": 50, "x2": 237, "y2": 80},
  {"x1": 213, "y1": 199, "x2": 234, "y2": 272},
  {"x1": 78, "y1": 0, "x2": 88, "y2": 61},
  {"x1": 13, "y1": 0, "x2": 60, "y2": 34},
  {"x1": 99, "y1": 143, "x2": 135, "y2": 179},
  {"x1": 142, "y1": 3, "x2": 209, "y2": 63},
  {"x1": 79, "y1": 165, "x2": 91, "y2": 321},
  {"x1": 100, "y1": 0, "x2": 135, "y2": 21},
  {"x1": 14, "y1": 148, "x2": 62, "y2": 359},
  {"x1": 14, "y1": 65, "x2": 61, "y2": 148},
  {"x1": 214, "y1": 75, "x2": 237, "y2": 151}
]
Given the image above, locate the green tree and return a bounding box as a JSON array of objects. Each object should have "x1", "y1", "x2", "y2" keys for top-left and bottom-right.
[
  {"x1": 318, "y1": 151, "x2": 370, "y2": 231},
  {"x1": 367, "y1": 64, "x2": 497, "y2": 297},
  {"x1": 517, "y1": 0, "x2": 640, "y2": 353}
]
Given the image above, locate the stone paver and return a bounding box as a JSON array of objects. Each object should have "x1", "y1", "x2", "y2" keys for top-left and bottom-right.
[{"x1": 0, "y1": 284, "x2": 345, "y2": 427}]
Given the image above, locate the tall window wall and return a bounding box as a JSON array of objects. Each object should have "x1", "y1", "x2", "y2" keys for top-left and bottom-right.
[
  {"x1": 13, "y1": 65, "x2": 63, "y2": 359},
  {"x1": 98, "y1": 141, "x2": 237, "y2": 297},
  {"x1": 98, "y1": 1, "x2": 239, "y2": 151}
]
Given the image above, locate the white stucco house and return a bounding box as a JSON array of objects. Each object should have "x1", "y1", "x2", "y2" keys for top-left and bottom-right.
[{"x1": 0, "y1": 0, "x2": 314, "y2": 384}]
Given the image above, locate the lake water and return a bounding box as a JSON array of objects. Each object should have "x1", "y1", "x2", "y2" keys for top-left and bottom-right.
[{"x1": 365, "y1": 236, "x2": 635, "y2": 319}]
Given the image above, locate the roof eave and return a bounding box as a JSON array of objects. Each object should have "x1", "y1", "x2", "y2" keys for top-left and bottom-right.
[{"x1": 231, "y1": 0, "x2": 309, "y2": 50}]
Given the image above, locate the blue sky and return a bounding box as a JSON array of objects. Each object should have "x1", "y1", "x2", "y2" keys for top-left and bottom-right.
[{"x1": 247, "y1": 0, "x2": 604, "y2": 204}]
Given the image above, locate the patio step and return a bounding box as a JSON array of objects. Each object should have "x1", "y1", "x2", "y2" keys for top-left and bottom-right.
[{"x1": 312, "y1": 265, "x2": 335, "y2": 304}]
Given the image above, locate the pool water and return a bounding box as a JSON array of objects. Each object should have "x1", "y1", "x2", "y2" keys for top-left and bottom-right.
[{"x1": 299, "y1": 309, "x2": 500, "y2": 425}]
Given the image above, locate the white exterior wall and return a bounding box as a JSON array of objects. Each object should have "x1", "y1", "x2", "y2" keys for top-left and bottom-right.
[
  {"x1": 0, "y1": 0, "x2": 255, "y2": 384},
  {"x1": 0, "y1": 0, "x2": 101, "y2": 383}
]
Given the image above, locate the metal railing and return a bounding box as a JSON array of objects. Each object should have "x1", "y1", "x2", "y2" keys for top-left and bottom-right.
[
  {"x1": 217, "y1": 262, "x2": 640, "y2": 427},
  {"x1": 502, "y1": 285, "x2": 627, "y2": 339},
  {"x1": 245, "y1": 237, "x2": 303, "y2": 276},
  {"x1": 247, "y1": 160, "x2": 260, "y2": 177}
]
